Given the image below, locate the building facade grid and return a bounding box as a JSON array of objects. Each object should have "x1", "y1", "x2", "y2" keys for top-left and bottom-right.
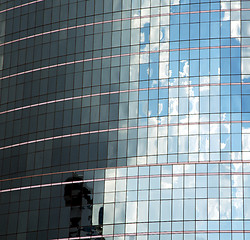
[{"x1": 1, "y1": 0, "x2": 250, "y2": 239}]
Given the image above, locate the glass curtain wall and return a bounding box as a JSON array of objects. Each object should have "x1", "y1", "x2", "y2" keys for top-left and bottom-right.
[{"x1": 1, "y1": 0, "x2": 250, "y2": 239}]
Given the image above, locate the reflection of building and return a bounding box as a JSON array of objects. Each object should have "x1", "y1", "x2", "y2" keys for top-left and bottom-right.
[
  {"x1": 1, "y1": 0, "x2": 250, "y2": 240},
  {"x1": 64, "y1": 173, "x2": 104, "y2": 238}
]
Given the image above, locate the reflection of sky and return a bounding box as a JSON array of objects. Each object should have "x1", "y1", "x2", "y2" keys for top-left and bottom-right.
[
  {"x1": 102, "y1": 0, "x2": 250, "y2": 236},
  {"x1": 98, "y1": 163, "x2": 249, "y2": 236},
  {"x1": 166, "y1": 0, "x2": 250, "y2": 159},
  {"x1": 121, "y1": 0, "x2": 250, "y2": 160},
  {"x1": 139, "y1": 12, "x2": 167, "y2": 122},
  {"x1": 222, "y1": 1, "x2": 250, "y2": 158}
]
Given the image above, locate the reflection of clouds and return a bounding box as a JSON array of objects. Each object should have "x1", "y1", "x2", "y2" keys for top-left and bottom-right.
[
  {"x1": 220, "y1": 174, "x2": 230, "y2": 188},
  {"x1": 241, "y1": 21, "x2": 250, "y2": 38},
  {"x1": 159, "y1": 51, "x2": 169, "y2": 62},
  {"x1": 151, "y1": 79, "x2": 158, "y2": 86},
  {"x1": 158, "y1": 102, "x2": 163, "y2": 115},
  {"x1": 210, "y1": 124, "x2": 220, "y2": 134},
  {"x1": 140, "y1": 32, "x2": 145, "y2": 43},
  {"x1": 242, "y1": 127, "x2": 250, "y2": 160},
  {"x1": 220, "y1": 199, "x2": 231, "y2": 219},
  {"x1": 231, "y1": 164, "x2": 243, "y2": 208},
  {"x1": 126, "y1": 202, "x2": 137, "y2": 223},
  {"x1": 200, "y1": 76, "x2": 209, "y2": 84},
  {"x1": 130, "y1": 64, "x2": 139, "y2": 81},
  {"x1": 150, "y1": 26, "x2": 160, "y2": 43},
  {"x1": 161, "y1": 177, "x2": 172, "y2": 189},
  {"x1": 148, "y1": 138, "x2": 157, "y2": 155},
  {"x1": 179, "y1": 60, "x2": 189, "y2": 77},
  {"x1": 105, "y1": 180, "x2": 115, "y2": 192},
  {"x1": 159, "y1": 116, "x2": 168, "y2": 125},
  {"x1": 208, "y1": 199, "x2": 219, "y2": 220},
  {"x1": 189, "y1": 114, "x2": 199, "y2": 123},
  {"x1": 221, "y1": 136, "x2": 229, "y2": 150},
  {"x1": 160, "y1": 28, "x2": 170, "y2": 48},
  {"x1": 131, "y1": 2, "x2": 170, "y2": 165},
  {"x1": 131, "y1": 14, "x2": 140, "y2": 29},
  {"x1": 196, "y1": 199, "x2": 207, "y2": 220},
  {"x1": 242, "y1": 58, "x2": 250, "y2": 79},
  {"x1": 171, "y1": 0, "x2": 180, "y2": 5},
  {"x1": 221, "y1": 1, "x2": 250, "y2": 78},
  {"x1": 160, "y1": 30, "x2": 164, "y2": 41},
  {"x1": 140, "y1": 52, "x2": 149, "y2": 63},
  {"x1": 148, "y1": 117, "x2": 158, "y2": 136},
  {"x1": 100, "y1": 163, "x2": 248, "y2": 235},
  {"x1": 159, "y1": 78, "x2": 169, "y2": 86},
  {"x1": 242, "y1": 46, "x2": 250, "y2": 58},
  {"x1": 221, "y1": 1, "x2": 230, "y2": 21},
  {"x1": 158, "y1": 137, "x2": 167, "y2": 154},
  {"x1": 169, "y1": 59, "x2": 199, "y2": 132},
  {"x1": 245, "y1": 199, "x2": 250, "y2": 218},
  {"x1": 139, "y1": 101, "x2": 148, "y2": 117},
  {"x1": 189, "y1": 97, "x2": 199, "y2": 114},
  {"x1": 221, "y1": 115, "x2": 230, "y2": 134},
  {"x1": 159, "y1": 27, "x2": 170, "y2": 80},
  {"x1": 121, "y1": 0, "x2": 250, "y2": 161},
  {"x1": 159, "y1": 62, "x2": 171, "y2": 79},
  {"x1": 169, "y1": 98, "x2": 178, "y2": 115},
  {"x1": 199, "y1": 135, "x2": 209, "y2": 153},
  {"x1": 200, "y1": 77, "x2": 210, "y2": 95},
  {"x1": 138, "y1": 201, "x2": 148, "y2": 222},
  {"x1": 231, "y1": 20, "x2": 241, "y2": 40},
  {"x1": 231, "y1": 151, "x2": 241, "y2": 161},
  {"x1": 232, "y1": 199, "x2": 243, "y2": 219},
  {"x1": 159, "y1": 62, "x2": 170, "y2": 79},
  {"x1": 179, "y1": 135, "x2": 188, "y2": 153},
  {"x1": 189, "y1": 135, "x2": 198, "y2": 152},
  {"x1": 221, "y1": 1, "x2": 241, "y2": 40}
]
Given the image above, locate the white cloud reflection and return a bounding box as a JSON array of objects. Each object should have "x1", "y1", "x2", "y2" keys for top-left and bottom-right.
[
  {"x1": 242, "y1": 127, "x2": 250, "y2": 160},
  {"x1": 179, "y1": 60, "x2": 189, "y2": 78},
  {"x1": 221, "y1": 0, "x2": 250, "y2": 78}
]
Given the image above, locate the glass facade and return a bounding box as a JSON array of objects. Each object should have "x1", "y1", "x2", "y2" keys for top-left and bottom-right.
[{"x1": 1, "y1": 0, "x2": 250, "y2": 239}]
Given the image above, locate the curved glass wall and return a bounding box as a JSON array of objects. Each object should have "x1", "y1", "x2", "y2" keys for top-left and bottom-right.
[{"x1": 1, "y1": 0, "x2": 250, "y2": 239}]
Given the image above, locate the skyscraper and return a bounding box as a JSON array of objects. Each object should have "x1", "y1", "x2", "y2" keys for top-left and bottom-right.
[{"x1": 1, "y1": 0, "x2": 250, "y2": 239}]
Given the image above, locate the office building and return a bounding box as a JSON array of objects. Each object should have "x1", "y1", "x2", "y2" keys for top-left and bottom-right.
[{"x1": 1, "y1": 0, "x2": 250, "y2": 239}]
